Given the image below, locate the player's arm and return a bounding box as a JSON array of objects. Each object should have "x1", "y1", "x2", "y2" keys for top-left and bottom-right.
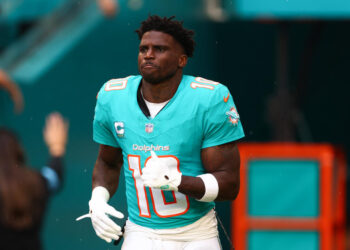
[
  {"x1": 76, "y1": 144, "x2": 124, "y2": 243},
  {"x1": 141, "y1": 141, "x2": 240, "y2": 202},
  {"x1": 178, "y1": 141, "x2": 240, "y2": 201},
  {"x1": 92, "y1": 144, "x2": 123, "y2": 195}
]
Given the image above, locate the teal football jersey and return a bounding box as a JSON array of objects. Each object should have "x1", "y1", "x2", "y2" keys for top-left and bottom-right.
[{"x1": 93, "y1": 75, "x2": 244, "y2": 229}]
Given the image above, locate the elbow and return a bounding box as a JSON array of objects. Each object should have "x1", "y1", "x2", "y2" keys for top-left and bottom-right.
[
  {"x1": 226, "y1": 183, "x2": 239, "y2": 200},
  {"x1": 230, "y1": 184, "x2": 240, "y2": 200},
  {"x1": 218, "y1": 179, "x2": 240, "y2": 201},
  {"x1": 229, "y1": 173, "x2": 240, "y2": 200}
]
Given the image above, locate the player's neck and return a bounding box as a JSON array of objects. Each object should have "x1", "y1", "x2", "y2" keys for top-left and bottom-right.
[{"x1": 141, "y1": 72, "x2": 183, "y2": 103}]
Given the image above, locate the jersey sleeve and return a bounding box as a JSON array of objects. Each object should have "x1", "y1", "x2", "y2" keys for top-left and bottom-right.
[
  {"x1": 202, "y1": 85, "x2": 245, "y2": 148},
  {"x1": 40, "y1": 156, "x2": 64, "y2": 193},
  {"x1": 93, "y1": 88, "x2": 120, "y2": 148}
]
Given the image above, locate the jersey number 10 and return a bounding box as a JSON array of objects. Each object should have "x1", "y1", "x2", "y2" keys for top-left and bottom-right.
[{"x1": 128, "y1": 155, "x2": 190, "y2": 218}]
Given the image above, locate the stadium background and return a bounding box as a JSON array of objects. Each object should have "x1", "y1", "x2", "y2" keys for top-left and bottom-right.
[{"x1": 0, "y1": 0, "x2": 349, "y2": 249}]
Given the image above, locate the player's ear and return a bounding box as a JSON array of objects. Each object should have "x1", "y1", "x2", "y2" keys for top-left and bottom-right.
[{"x1": 178, "y1": 54, "x2": 188, "y2": 68}]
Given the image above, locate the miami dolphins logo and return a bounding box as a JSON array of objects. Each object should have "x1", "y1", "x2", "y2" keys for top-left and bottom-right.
[{"x1": 226, "y1": 107, "x2": 240, "y2": 125}]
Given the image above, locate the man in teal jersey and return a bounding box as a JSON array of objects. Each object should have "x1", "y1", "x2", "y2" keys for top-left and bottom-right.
[{"x1": 77, "y1": 15, "x2": 244, "y2": 249}]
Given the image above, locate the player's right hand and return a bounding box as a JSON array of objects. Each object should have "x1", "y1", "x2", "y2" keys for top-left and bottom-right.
[
  {"x1": 76, "y1": 186, "x2": 124, "y2": 243},
  {"x1": 141, "y1": 151, "x2": 182, "y2": 191}
]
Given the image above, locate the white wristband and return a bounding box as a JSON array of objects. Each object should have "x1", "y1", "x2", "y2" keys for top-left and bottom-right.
[
  {"x1": 197, "y1": 173, "x2": 219, "y2": 202},
  {"x1": 91, "y1": 186, "x2": 110, "y2": 202}
]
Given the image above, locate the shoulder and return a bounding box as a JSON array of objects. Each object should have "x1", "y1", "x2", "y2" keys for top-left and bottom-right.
[
  {"x1": 183, "y1": 75, "x2": 230, "y2": 106},
  {"x1": 96, "y1": 75, "x2": 141, "y2": 104}
]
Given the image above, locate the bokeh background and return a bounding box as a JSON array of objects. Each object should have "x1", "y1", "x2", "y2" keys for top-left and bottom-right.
[{"x1": 0, "y1": 0, "x2": 349, "y2": 249}]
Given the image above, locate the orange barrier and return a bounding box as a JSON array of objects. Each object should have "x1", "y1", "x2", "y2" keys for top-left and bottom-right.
[{"x1": 232, "y1": 143, "x2": 346, "y2": 250}]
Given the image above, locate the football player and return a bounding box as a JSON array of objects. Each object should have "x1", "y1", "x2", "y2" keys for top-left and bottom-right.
[{"x1": 78, "y1": 15, "x2": 244, "y2": 250}]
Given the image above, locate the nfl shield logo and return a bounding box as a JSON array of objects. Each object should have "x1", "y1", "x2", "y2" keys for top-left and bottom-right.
[{"x1": 145, "y1": 123, "x2": 154, "y2": 133}]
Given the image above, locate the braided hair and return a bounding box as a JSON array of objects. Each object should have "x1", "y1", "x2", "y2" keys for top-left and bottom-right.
[{"x1": 136, "y1": 15, "x2": 195, "y2": 57}]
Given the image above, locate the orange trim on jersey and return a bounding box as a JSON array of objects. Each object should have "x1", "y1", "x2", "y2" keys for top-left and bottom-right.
[
  {"x1": 195, "y1": 77, "x2": 220, "y2": 85},
  {"x1": 104, "y1": 77, "x2": 130, "y2": 91},
  {"x1": 190, "y1": 82, "x2": 215, "y2": 90},
  {"x1": 224, "y1": 93, "x2": 230, "y2": 102},
  {"x1": 161, "y1": 190, "x2": 177, "y2": 205},
  {"x1": 128, "y1": 155, "x2": 151, "y2": 218},
  {"x1": 145, "y1": 154, "x2": 190, "y2": 218},
  {"x1": 149, "y1": 188, "x2": 190, "y2": 218},
  {"x1": 190, "y1": 77, "x2": 219, "y2": 90}
]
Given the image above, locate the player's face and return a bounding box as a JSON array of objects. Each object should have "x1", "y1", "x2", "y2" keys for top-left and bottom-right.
[{"x1": 138, "y1": 31, "x2": 187, "y2": 84}]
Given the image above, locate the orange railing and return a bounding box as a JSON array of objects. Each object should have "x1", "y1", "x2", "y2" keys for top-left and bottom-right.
[{"x1": 232, "y1": 143, "x2": 346, "y2": 250}]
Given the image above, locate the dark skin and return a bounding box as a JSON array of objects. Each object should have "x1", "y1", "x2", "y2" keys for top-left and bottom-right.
[
  {"x1": 92, "y1": 31, "x2": 240, "y2": 201},
  {"x1": 138, "y1": 31, "x2": 187, "y2": 103}
]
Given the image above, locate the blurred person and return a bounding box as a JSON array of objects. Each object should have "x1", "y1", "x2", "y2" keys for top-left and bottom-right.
[
  {"x1": 0, "y1": 69, "x2": 24, "y2": 113},
  {"x1": 97, "y1": 0, "x2": 119, "y2": 18},
  {"x1": 0, "y1": 112, "x2": 69, "y2": 250},
  {"x1": 77, "y1": 15, "x2": 244, "y2": 249}
]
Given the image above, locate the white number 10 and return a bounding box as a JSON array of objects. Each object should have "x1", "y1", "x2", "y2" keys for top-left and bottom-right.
[
  {"x1": 127, "y1": 155, "x2": 190, "y2": 218},
  {"x1": 190, "y1": 77, "x2": 219, "y2": 90}
]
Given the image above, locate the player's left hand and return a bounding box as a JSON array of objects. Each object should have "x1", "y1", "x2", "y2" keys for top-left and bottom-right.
[{"x1": 141, "y1": 151, "x2": 182, "y2": 191}]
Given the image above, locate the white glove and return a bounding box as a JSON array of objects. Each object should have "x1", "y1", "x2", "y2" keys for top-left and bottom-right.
[
  {"x1": 76, "y1": 186, "x2": 124, "y2": 243},
  {"x1": 141, "y1": 151, "x2": 182, "y2": 191}
]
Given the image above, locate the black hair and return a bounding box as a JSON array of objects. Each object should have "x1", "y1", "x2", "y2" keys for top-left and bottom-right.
[
  {"x1": 0, "y1": 128, "x2": 45, "y2": 229},
  {"x1": 135, "y1": 15, "x2": 195, "y2": 57}
]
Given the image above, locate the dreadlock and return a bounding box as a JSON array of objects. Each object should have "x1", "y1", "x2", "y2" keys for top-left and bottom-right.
[{"x1": 135, "y1": 15, "x2": 195, "y2": 57}]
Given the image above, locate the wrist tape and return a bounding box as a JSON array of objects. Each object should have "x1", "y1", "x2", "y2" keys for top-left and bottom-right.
[{"x1": 197, "y1": 173, "x2": 219, "y2": 202}]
